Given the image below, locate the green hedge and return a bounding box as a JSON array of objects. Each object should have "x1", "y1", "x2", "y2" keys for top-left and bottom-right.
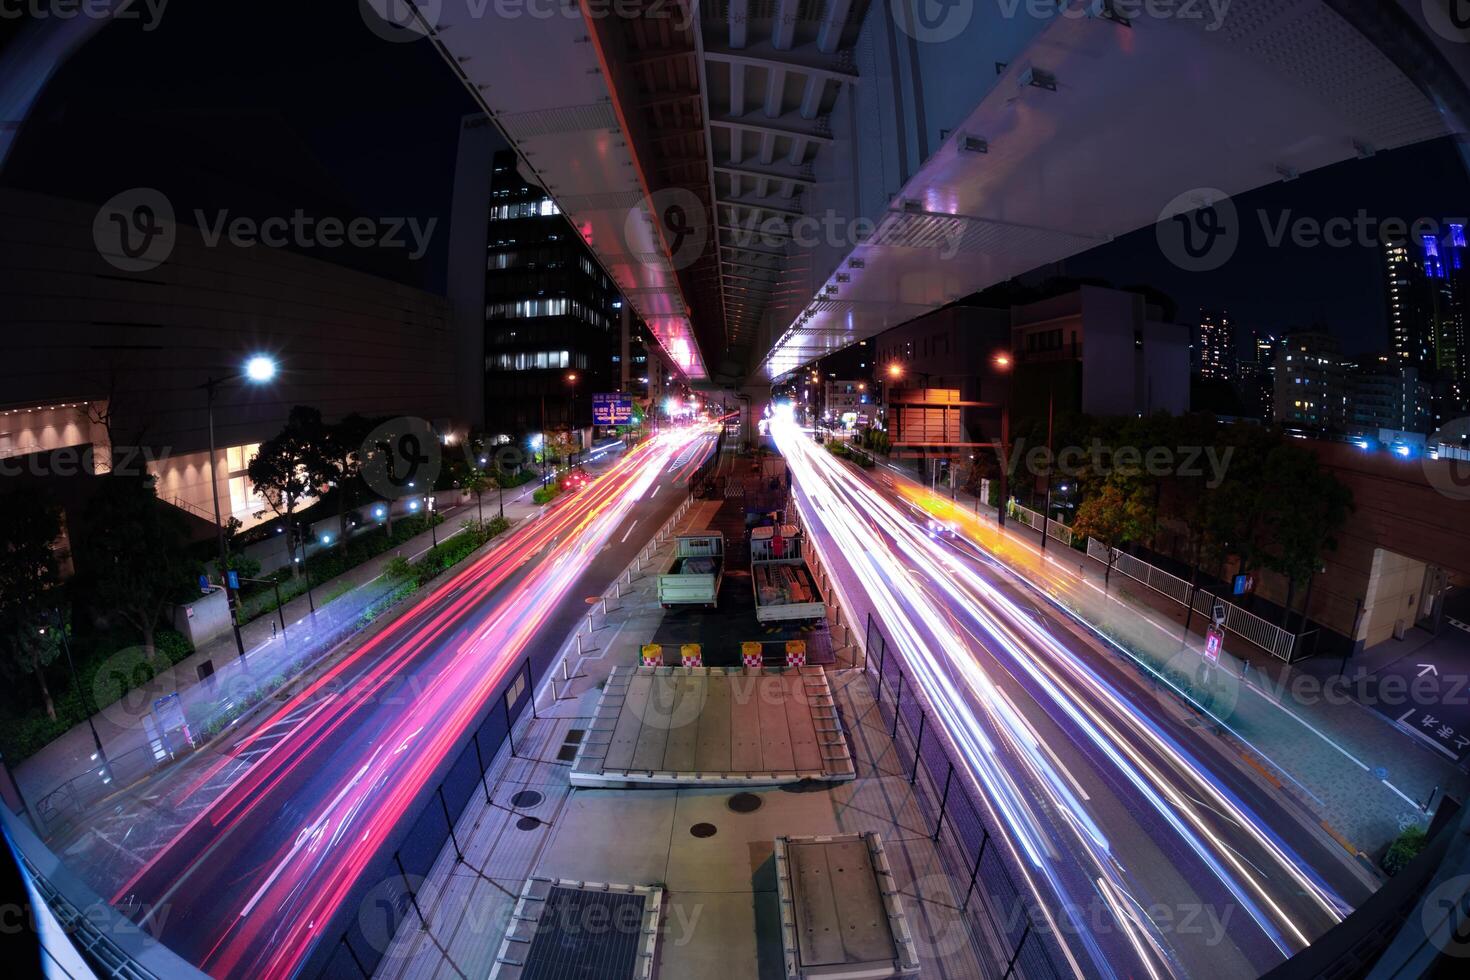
[
  {"x1": 386, "y1": 517, "x2": 511, "y2": 588},
  {"x1": 0, "y1": 627, "x2": 194, "y2": 763},
  {"x1": 1382, "y1": 825, "x2": 1428, "y2": 875},
  {"x1": 532, "y1": 484, "x2": 563, "y2": 506}
]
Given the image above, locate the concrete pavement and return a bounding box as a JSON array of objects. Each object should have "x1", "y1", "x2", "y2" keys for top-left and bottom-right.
[{"x1": 373, "y1": 497, "x2": 996, "y2": 980}]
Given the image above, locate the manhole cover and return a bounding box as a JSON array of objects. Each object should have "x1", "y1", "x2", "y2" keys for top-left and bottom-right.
[
  {"x1": 727, "y1": 793, "x2": 762, "y2": 814},
  {"x1": 516, "y1": 816, "x2": 543, "y2": 831},
  {"x1": 689, "y1": 823, "x2": 718, "y2": 839},
  {"x1": 511, "y1": 790, "x2": 544, "y2": 809}
]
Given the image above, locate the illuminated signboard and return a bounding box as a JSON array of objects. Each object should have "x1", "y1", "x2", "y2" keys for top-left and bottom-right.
[{"x1": 592, "y1": 393, "x2": 634, "y2": 425}]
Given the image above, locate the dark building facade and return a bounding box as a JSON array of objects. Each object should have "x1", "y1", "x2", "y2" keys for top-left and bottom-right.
[
  {"x1": 1383, "y1": 224, "x2": 1467, "y2": 404},
  {"x1": 481, "y1": 150, "x2": 625, "y2": 439}
]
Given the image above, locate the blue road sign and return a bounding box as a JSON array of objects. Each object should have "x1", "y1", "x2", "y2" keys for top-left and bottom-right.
[
  {"x1": 199, "y1": 574, "x2": 211, "y2": 593},
  {"x1": 226, "y1": 569, "x2": 240, "y2": 591},
  {"x1": 592, "y1": 392, "x2": 634, "y2": 425}
]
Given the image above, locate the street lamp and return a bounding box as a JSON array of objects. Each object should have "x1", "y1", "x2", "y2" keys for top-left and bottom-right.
[
  {"x1": 566, "y1": 371, "x2": 581, "y2": 462},
  {"x1": 990, "y1": 351, "x2": 1014, "y2": 529},
  {"x1": 40, "y1": 611, "x2": 110, "y2": 781},
  {"x1": 201, "y1": 354, "x2": 278, "y2": 657}
]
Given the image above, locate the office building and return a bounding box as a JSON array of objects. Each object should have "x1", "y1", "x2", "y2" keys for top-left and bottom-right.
[
  {"x1": 1349, "y1": 355, "x2": 1433, "y2": 434},
  {"x1": 1383, "y1": 224, "x2": 1468, "y2": 383},
  {"x1": 1197, "y1": 310, "x2": 1235, "y2": 380},
  {"x1": 0, "y1": 189, "x2": 458, "y2": 539},
  {"x1": 1010, "y1": 286, "x2": 1190, "y2": 421},
  {"x1": 1273, "y1": 330, "x2": 1349, "y2": 434}
]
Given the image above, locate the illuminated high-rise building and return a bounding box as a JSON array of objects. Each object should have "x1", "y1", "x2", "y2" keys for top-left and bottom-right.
[{"x1": 1197, "y1": 310, "x2": 1235, "y2": 380}]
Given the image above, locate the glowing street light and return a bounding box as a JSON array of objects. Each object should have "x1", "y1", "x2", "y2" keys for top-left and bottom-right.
[
  {"x1": 244, "y1": 354, "x2": 278, "y2": 383},
  {"x1": 202, "y1": 354, "x2": 281, "y2": 656}
]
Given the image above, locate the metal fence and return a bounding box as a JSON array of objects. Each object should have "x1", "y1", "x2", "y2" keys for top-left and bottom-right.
[
  {"x1": 1086, "y1": 540, "x2": 1301, "y2": 662},
  {"x1": 311, "y1": 658, "x2": 536, "y2": 980},
  {"x1": 862, "y1": 613, "x2": 1064, "y2": 980},
  {"x1": 1009, "y1": 503, "x2": 1075, "y2": 547}
]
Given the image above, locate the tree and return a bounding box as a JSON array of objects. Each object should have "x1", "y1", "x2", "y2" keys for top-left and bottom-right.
[
  {"x1": 1072, "y1": 476, "x2": 1153, "y2": 584},
  {"x1": 461, "y1": 466, "x2": 497, "y2": 525},
  {"x1": 0, "y1": 488, "x2": 63, "y2": 719},
  {"x1": 306, "y1": 413, "x2": 371, "y2": 554},
  {"x1": 76, "y1": 474, "x2": 194, "y2": 658},
  {"x1": 1256, "y1": 445, "x2": 1353, "y2": 630},
  {"x1": 249, "y1": 407, "x2": 321, "y2": 578}
]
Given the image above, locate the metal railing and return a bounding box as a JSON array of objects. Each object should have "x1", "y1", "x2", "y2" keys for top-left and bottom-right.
[
  {"x1": 862, "y1": 613, "x2": 1064, "y2": 979},
  {"x1": 1009, "y1": 502, "x2": 1075, "y2": 547},
  {"x1": 1087, "y1": 540, "x2": 1301, "y2": 662},
  {"x1": 313, "y1": 658, "x2": 536, "y2": 980}
]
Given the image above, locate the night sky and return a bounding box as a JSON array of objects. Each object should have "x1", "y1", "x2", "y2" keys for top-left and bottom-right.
[{"x1": 4, "y1": 5, "x2": 1466, "y2": 358}]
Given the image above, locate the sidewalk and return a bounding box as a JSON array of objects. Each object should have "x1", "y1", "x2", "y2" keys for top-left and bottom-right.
[
  {"x1": 15, "y1": 472, "x2": 563, "y2": 835},
  {"x1": 372, "y1": 500, "x2": 997, "y2": 980},
  {"x1": 870, "y1": 455, "x2": 1468, "y2": 859}
]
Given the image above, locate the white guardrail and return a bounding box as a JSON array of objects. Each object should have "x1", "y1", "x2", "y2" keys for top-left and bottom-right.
[{"x1": 1086, "y1": 538, "x2": 1299, "y2": 661}]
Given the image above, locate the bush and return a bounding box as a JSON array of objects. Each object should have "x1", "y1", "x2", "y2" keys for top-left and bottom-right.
[
  {"x1": 532, "y1": 484, "x2": 562, "y2": 505},
  {"x1": 1382, "y1": 825, "x2": 1428, "y2": 875}
]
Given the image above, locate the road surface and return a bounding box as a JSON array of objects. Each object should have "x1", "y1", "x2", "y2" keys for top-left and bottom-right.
[
  {"x1": 112, "y1": 428, "x2": 719, "y2": 979},
  {"x1": 773, "y1": 417, "x2": 1370, "y2": 979}
]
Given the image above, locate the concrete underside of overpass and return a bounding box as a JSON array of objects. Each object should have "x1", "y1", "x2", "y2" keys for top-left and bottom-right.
[{"x1": 398, "y1": 0, "x2": 1470, "y2": 390}]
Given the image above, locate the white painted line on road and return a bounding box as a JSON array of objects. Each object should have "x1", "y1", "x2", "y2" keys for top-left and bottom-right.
[
  {"x1": 620, "y1": 520, "x2": 639, "y2": 544},
  {"x1": 650, "y1": 484, "x2": 661, "y2": 498},
  {"x1": 1396, "y1": 710, "x2": 1460, "y2": 760}
]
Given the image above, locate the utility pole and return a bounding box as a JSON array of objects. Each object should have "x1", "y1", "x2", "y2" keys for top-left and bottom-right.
[{"x1": 1040, "y1": 385, "x2": 1054, "y2": 551}]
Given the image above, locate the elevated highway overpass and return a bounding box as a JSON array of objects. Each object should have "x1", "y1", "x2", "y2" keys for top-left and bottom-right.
[{"x1": 396, "y1": 0, "x2": 1469, "y2": 387}]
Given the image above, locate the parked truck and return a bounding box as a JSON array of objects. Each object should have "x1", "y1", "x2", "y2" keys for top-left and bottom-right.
[
  {"x1": 751, "y1": 525, "x2": 826, "y2": 624},
  {"x1": 658, "y1": 533, "x2": 725, "y2": 608}
]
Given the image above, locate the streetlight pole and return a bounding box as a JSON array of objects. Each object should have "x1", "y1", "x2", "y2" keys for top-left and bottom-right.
[
  {"x1": 991, "y1": 352, "x2": 1013, "y2": 529},
  {"x1": 426, "y1": 494, "x2": 438, "y2": 548},
  {"x1": 44, "y1": 610, "x2": 109, "y2": 778},
  {"x1": 200, "y1": 355, "x2": 277, "y2": 658},
  {"x1": 296, "y1": 524, "x2": 317, "y2": 614},
  {"x1": 1039, "y1": 384, "x2": 1054, "y2": 551}
]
